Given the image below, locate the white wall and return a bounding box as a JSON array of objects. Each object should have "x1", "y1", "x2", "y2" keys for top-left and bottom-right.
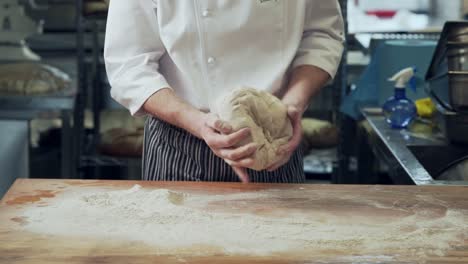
[
  {"x1": 354, "y1": 0, "x2": 430, "y2": 11},
  {"x1": 432, "y1": 0, "x2": 463, "y2": 20}
]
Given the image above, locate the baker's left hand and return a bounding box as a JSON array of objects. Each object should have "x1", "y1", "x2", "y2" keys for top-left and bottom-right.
[{"x1": 266, "y1": 105, "x2": 303, "y2": 172}]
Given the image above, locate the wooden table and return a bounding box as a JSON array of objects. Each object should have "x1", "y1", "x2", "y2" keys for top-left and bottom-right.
[{"x1": 0, "y1": 179, "x2": 467, "y2": 264}]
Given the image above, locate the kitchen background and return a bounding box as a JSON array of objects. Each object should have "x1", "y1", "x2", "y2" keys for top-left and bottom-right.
[{"x1": 1, "y1": 0, "x2": 468, "y2": 197}]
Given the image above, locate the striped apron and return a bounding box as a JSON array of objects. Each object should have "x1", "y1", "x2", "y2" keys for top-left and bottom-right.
[{"x1": 142, "y1": 117, "x2": 305, "y2": 183}]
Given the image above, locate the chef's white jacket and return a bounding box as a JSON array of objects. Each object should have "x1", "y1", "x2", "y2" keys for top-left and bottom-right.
[{"x1": 104, "y1": 0, "x2": 345, "y2": 115}]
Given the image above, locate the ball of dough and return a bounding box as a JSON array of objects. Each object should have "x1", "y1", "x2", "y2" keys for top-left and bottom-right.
[
  {"x1": 301, "y1": 118, "x2": 338, "y2": 151},
  {"x1": 99, "y1": 128, "x2": 143, "y2": 157},
  {"x1": 0, "y1": 63, "x2": 70, "y2": 95},
  {"x1": 212, "y1": 87, "x2": 293, "y2": 171}
]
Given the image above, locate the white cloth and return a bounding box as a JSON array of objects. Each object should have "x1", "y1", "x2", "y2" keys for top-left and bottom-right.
[{"x1": 104, "y1": 0, "x2": 345, "y2": 116}]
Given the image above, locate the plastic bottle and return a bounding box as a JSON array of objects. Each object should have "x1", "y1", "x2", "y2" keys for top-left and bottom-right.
[{"x1": 382, "y1": 67, "x2": 417, "y2": 129}]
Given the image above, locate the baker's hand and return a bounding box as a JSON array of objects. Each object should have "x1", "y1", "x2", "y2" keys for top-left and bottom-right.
[
  {"x1": 200, "y1": 114, "x2": 257, "y2": 183},
  {"x1": 266, "y1": 106, "x2": 303, "y2": 172}
]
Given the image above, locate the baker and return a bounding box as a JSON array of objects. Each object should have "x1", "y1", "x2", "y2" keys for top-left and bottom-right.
[{"x1": 104, "y1": 1, "x2": 344, "y2": 183}]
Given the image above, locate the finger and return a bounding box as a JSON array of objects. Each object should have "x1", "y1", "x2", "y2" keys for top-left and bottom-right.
[
  {"x1": 232, "y1": 166, "x2": 250, "y2": 183},
  {"x1": 279, "y1": 126, "x2": 302, "y2": 154},
  {"x1": 267, "y1": 162, "x2": 283, "y2": 172},
  {"x1": 267, "y1": 156, "x2": 289, "y2": 172},
  {"x1": 218, "y1": 143, "x2": 257, "y2": 161},
  {"x1": 209, "y1": 127, "x2": 251, "y2": 148},
  {"x1": 287, "y1": 106, "x2": 301, "y2": 121},
  {"x1": 222, "y1": 127, "x2": 251, "y2": 147},
  {"x1": 205, "y1": 127, "x2": 251, "y2": 148},
  {"x1": 205, "y1": 114, "x2": 232, "y2": 134},
  {"x1": 266, "y1": 151, "x2": 292, "y2": 171},
  {"x1": 266, "y1": 157, "x2": 281, "y2": 171},
  {"x1": 224, "y1": 157, "x2": 255, "y2": 168},
  {"x1": 279, "y1": 112, "x2": 303, "y2": 154},
  {"x1": 266, "y1": 158, "x2": 282, "y2": 171}
]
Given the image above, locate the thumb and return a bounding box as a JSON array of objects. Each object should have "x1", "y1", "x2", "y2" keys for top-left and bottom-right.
[
  {"x1": 205, "y1": 113, "x2": 232, "y2": 134},
  {"x1": 287, "y1": 106, "x2": 300, "y2": 121},
  {"x1": 278, "y1": 106, "x2": 303, "y2": 154},
  {"x1": 232, "y1": 166, "x2": 250, "y2": 183}
]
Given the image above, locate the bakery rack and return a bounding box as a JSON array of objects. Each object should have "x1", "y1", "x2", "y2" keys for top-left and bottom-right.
[
  {"x1": 74, "y1": 0, "x2": 142, "y2": 179},
  {"x1": 0, "y1": 56, "x2": 78, "y2": 179}
]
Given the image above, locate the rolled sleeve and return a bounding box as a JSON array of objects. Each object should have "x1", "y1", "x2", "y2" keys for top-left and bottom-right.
[
  {"x1": 104, "y1": 0, "x2": 169, "y2": 116},
  {"x1": 292, "y1": 0, "x2": 345, "y2": 79}
]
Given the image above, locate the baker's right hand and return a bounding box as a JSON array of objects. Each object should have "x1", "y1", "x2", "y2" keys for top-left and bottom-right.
[{"x1": 200, "y1": 114, "x2": 257, "y2": 183}]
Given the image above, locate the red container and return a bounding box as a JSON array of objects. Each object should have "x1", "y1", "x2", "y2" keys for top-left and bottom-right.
[{"x1": 365, "y1": 10, "x2": 397, "y2": 19}]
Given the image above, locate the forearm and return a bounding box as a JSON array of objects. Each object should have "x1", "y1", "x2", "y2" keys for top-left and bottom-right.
[
  {"x1": 142, "y1": 88, "x2": 206, "y2": 139},
  {"x1": 282, "y1": 65, "x2": 331, "y2": 113}
]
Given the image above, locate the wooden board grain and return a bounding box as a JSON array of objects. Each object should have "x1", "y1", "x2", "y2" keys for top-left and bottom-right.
[{"x1": 0, "y1": 179, "x2": 467, "y2": 264}]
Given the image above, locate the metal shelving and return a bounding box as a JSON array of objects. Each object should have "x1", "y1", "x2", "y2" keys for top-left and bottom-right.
[
  {"x1": 74, "y1": 0, "x2": 90, "y2": 178},
  {"x1": 0, "y1": 93, "x2": 74, "y2": 111},
  {"x1": 74, "y1": 0, "x2": 137, "y2": 178},
  {"x1": 0, "y1": 52, "x2": 78, "y2": 178},
  {"x1": 0, "y1": 62, "x2": 77, "y2": 112},
  {"x1": 330, "y1": 0, "x2": 350, "y2": 183}
]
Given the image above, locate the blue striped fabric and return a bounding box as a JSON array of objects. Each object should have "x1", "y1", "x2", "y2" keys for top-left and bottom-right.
[{"x1": 142, "y1": 117, "x2": 305, "y2": 183}]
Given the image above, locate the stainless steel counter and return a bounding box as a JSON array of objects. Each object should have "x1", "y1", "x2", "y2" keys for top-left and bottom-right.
[{"x1": 361, "y1": 108, "x2": 468, "y2": 186}]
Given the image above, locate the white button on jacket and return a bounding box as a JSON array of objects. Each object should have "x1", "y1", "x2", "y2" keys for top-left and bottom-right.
[{"x1": 104, "y1": 0, "x2": 345, "y2": 116}]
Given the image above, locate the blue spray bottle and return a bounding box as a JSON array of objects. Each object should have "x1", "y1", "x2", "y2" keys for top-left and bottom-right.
[{"x1": 382, "y1": 67, "x2": 417, "y2": 129}]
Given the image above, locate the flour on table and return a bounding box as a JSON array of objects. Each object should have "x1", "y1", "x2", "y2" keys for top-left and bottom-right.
[{"x1": 19, "y1": 185, "x2": 468, "y2": 257}]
